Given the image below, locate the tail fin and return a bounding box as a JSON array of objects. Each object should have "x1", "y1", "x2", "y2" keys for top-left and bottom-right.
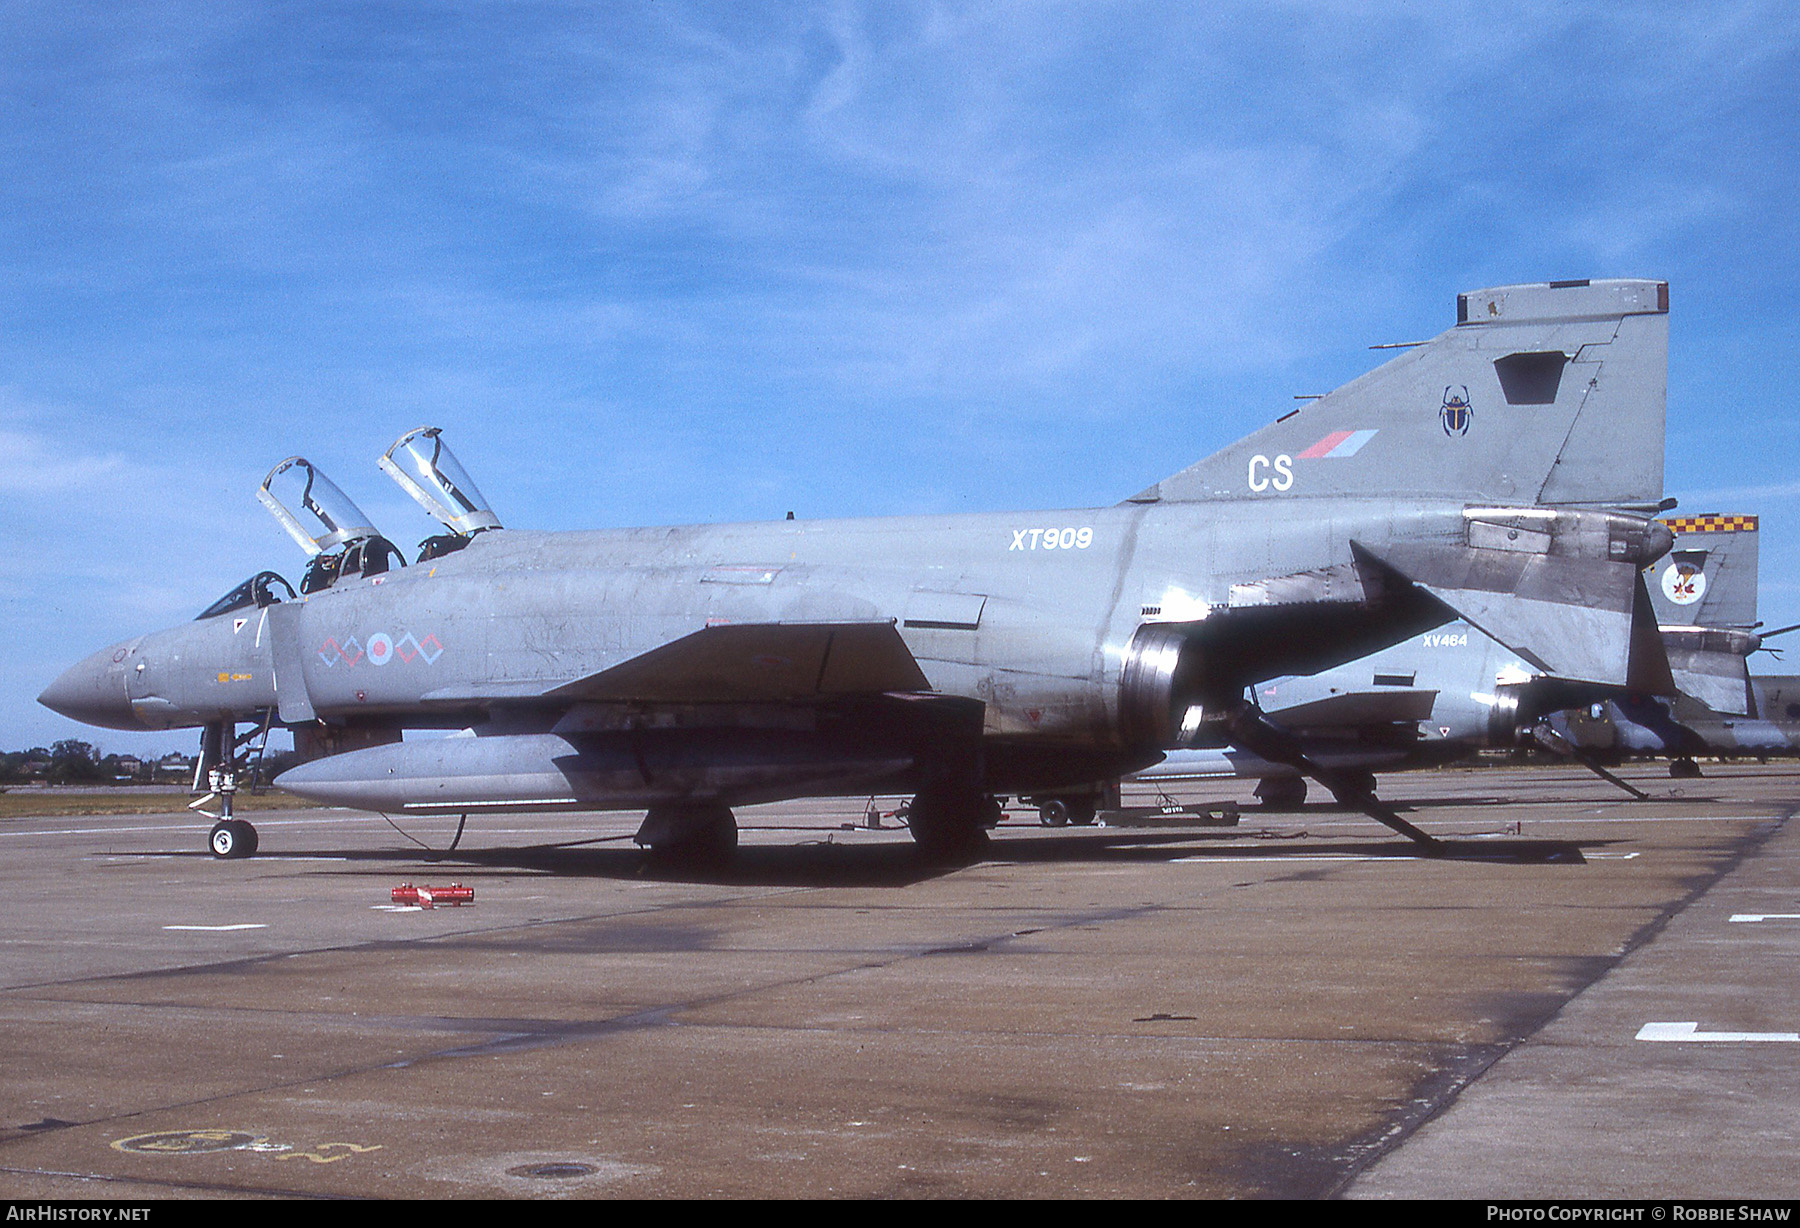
[
  {"x1": 1130, "y1": 279, "x2": 1668, "y2": 510},
  {"x1": 1650, "y1": 514, "x2": 1759, "y2": 629},
  {"x1": 1646, "y1": 513, "x2": 1762, "y2": 716}
]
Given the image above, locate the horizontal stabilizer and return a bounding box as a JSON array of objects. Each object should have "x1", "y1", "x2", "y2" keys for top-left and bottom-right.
[
  {"x1": 1361, "y1": 541, "x2": 1670, "y2": 690},
  {"x1": 1665, "y1": 645, "x2": 1754, "y2": 717},
  {"x1": 546, "y1": 621, "x2": 932, "y2": 703}
]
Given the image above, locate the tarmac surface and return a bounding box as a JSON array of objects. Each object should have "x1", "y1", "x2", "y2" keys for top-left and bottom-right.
[{"x1": 0, "y1": 761, "x2": 1795, "y2": 1199}]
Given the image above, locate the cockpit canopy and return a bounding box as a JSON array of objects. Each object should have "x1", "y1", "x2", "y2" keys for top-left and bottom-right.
[
  {"x1": 257, "y1": 456, "x2": 404, "y2": 594},
  {"x1": 196, "y1": 571, "x2": 296, "y2": 620},
  {"x1": 258, "y1": 457, "x2": 381, "y2": 556},
  {"x1": 380, "y1": 427, "x2": 502, "y2": 537}
]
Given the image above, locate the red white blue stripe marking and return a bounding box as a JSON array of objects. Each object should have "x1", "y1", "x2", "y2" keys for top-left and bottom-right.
[{"x1": 1297, "y1": 428, "x2": 1377, "y2": 459}]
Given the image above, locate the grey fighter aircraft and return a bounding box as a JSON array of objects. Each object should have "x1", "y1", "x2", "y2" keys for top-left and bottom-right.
[
  {"x1": 39, "y1": 280, "x2": 1677, "y2": 861},
  {"x1": 1549, "y1": 513, "x2": 1791, "y2": 768},
  {"x1": 1130, "y1": 512, "x2": 1769, "y2": 808}
]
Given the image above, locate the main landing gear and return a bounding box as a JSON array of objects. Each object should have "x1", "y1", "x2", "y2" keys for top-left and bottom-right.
[
  {"x1": 635, "y1": 801, "x2": 739, "y2": 864},
  {"x1": 1035, "y1": 796, "x2": 1098, "y2": 827},
  {"x1": 906, "y1": 785, "x2": 1001, "y2": 863},
  {"x1": 1253, "y1": 775, "x2": 1308, "y2": 811},
  {"x1": 1227, "y1": 704, "x2": 1442, "y2": 853}
]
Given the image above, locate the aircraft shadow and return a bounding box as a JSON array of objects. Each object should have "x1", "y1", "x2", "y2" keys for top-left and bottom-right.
[
  {"x1": 987, "y1": 831, "x2": 1597, "y2": 865},
  {"x1": 160, "y1": 824, "x2": 1604, "y2": 886}
]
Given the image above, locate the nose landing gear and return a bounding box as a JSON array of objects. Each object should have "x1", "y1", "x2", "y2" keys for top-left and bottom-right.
[
  {"x1": 193, "y1": 719, "x2": 268, "y2": 859},
  {"x1": 208, "y1": 818, "x2": 259, "y2": 859}
]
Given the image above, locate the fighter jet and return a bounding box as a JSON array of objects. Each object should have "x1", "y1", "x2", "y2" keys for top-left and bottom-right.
[
  {"x1": 38, "y1": 280, "x2": 1676, "y2": 861},
  {"x1": 1545, "y1": 514, "x2": 1789, "y2": 772},
  {"x1": 1122, "y1": 618, "x2": 1517, "y2": 811},
  {"x1": 1129, "y1": 512, "x2": 1768, "y2": 808}
]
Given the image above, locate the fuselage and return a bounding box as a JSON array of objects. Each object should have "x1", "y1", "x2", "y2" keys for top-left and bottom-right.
[{"x1": 44, "y1": 495, "x2": 1474, "y2": 743}]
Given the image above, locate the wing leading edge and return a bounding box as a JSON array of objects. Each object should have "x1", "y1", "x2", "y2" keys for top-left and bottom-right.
[{"x1": 544, "y1": 621, "x2": 932, "y2": 704}]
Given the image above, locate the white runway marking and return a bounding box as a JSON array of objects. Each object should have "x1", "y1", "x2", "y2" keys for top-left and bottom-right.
[
  {"x1": 1729, "y1": 913, "x2": 1800, "y2": 923},
  {"x1": 162, "y1": 923, "x2": 267, "y2": 932},
  {"x1": 1636, "y1": 1021, "x2": 1800, "y2": 1042}
]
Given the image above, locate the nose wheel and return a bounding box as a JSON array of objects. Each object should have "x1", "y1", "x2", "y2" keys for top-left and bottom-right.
[
  {"x1": 209, "y1": 818, "x2": 259, "y2": 859},
  {"x1": 194, "y1": 719, "x2": 265, "y2": 859}
]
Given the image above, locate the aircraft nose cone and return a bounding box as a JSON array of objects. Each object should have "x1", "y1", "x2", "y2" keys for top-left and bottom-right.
[{"x1": 38, "y1": 644, "x2": 141, "y2": 731}]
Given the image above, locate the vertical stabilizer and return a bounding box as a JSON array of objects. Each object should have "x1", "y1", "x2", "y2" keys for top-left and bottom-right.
[
  {"x1": 1131, "y1": 279, "x2": 1668, "y2": 510},
  {"x1": 1649, "y1": 514, "x2": 1759, "y2": 630}
]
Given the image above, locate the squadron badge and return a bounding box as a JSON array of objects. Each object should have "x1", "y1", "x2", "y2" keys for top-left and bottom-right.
[
  {"x1": 1661, "y1": 560, "x2": 1707, "y2": 606},
  {"x1": 1440, "y1": 385, "x2": 1472, "y2": 436}
]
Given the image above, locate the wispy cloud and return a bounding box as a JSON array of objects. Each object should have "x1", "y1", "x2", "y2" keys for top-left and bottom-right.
[
  {"x1": 0, "y1": 426, "x2": 128, "y2": 495},
  {"x1": 1673, "y1": 481, "x2": 1800, "y2": 507}
]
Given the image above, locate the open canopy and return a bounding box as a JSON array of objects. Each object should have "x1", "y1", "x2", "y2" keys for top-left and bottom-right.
[
  {"x1": 257, "y1": 457, "x2": 382, "y2": 557},
  {"x1": 379, "y1": 426, "x2": 502, "y2": 537}
]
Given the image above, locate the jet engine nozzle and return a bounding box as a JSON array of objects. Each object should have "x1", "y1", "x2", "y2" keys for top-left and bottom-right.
[{"x1": 1118, "y1": 623, "x2": 1221, "y2": 748}]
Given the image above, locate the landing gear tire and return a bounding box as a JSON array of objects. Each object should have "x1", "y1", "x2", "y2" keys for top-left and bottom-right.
[
  {"x1": 209, "y1": 819, "x2": 258, "y2": 859},
  {"x1": 1323, "y1": 769, "x2": 1379, "y2": 807},
  {"x1": 1037, "y1": 796, "x2": 1098, "y2": 827},
  {"x1": 1670, "y1": 758, "x2": 1703, "y2": 779},
  {"x1": 907, "y1": 786, "x2": 993, "y2": 863},
  {"x1": 635, "y1": 802, "x2": 738, "y2": 864},
  {"x1": 1254, "y1": 776, "x2": 1308, "y2": 811}
]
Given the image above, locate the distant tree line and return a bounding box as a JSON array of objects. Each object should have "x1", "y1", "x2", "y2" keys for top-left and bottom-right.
[{"x1": 0, "y1": 741, "x2": 302, "y2": 786}]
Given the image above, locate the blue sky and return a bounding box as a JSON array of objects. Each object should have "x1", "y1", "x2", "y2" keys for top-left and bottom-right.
[{"x1": 5, "y1": 1, "x2": 1798, "y2": 755}]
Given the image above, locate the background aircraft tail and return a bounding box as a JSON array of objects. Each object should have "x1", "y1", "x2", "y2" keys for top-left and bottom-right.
[
  {"x1": 1649, "y1": 514, "x2": 1759, "y2": 630},
  {"x1": 1646, "y1": 514, "x2": 1762, "y2": 716},
  {"x1": 1130, "y1": 278, "x2": 1668, "y2": 511}
]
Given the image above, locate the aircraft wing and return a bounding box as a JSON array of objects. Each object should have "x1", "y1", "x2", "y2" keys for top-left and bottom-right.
[
  {"x1": 1262, "y1": 688, "x2": 1440, "y2": 728},
  {"x1": 544, "y1": 620, "x2": 932, "y2": 704}
]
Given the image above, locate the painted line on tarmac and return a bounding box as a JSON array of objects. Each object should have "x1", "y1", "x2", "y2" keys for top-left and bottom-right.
[
  {"x1": 163, "y1": 924, "x2": 268, "y2": 932},
  {"x1": 1730, "y1": 913, "x2": 1800, "y2": 922},
  {"x1": 3, "y1": 821, "x2": 225, "y2": 837},
  {"x1": 1637, "y1": 1021, "x2": 1800, "y2": 1042},
  {"x1": 1, "y1": 815, "x2": 418, "y2": 838}
]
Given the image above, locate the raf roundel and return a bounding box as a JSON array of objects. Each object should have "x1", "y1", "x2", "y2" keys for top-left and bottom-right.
[{"x1": 366, "y1": 632, "x2": 394, "y2": 666}]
